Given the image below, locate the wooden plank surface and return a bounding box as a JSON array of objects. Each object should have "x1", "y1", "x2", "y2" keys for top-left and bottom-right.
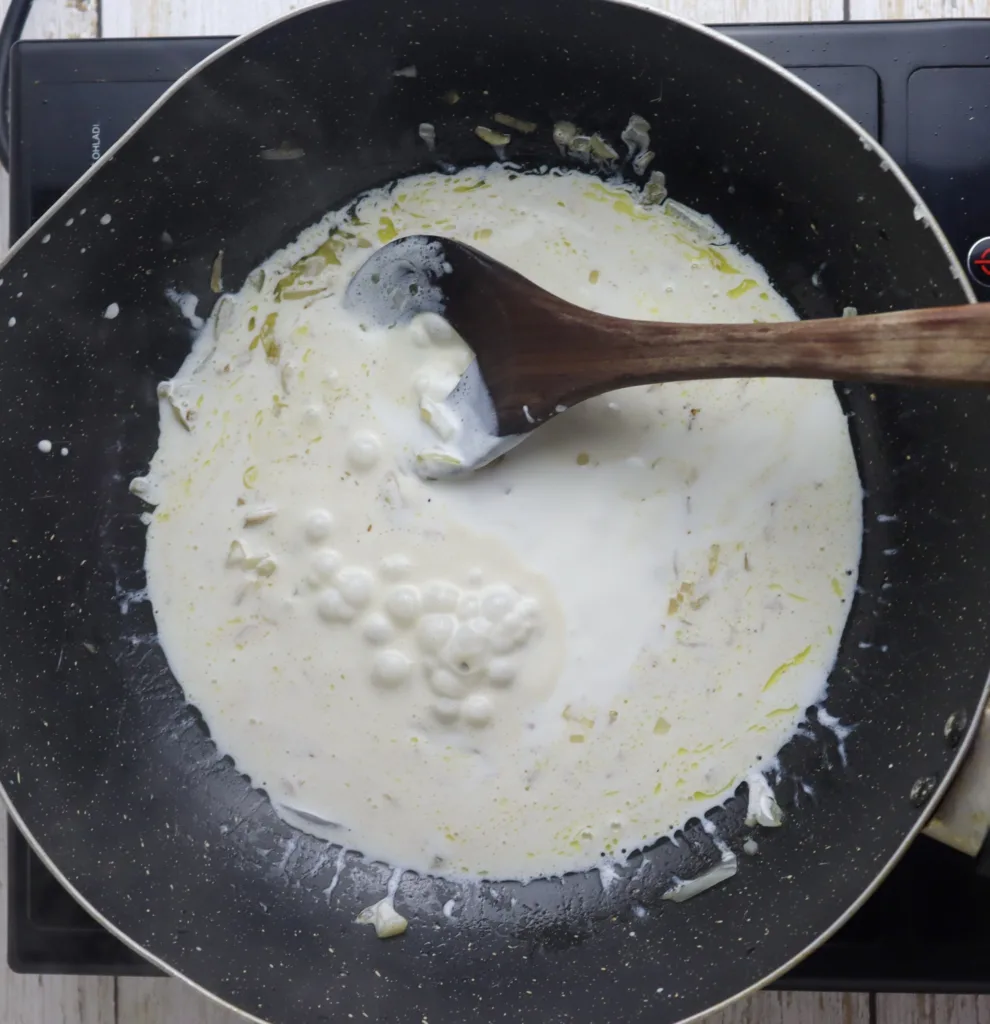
[
  {"x1": 850, "y1": 0, "x2": 989, "y2": 19},
  {"x1": 707, "y1": 992, "x2": 871, "y2": 1023},
  {"x1": 111, "y1": 970, "x2": 875, "y2": 1022},
  {"x1": 22, "y1": 0, "x2": 96, "y2": 38},
  {"x1": 0, "y1": 816, "x2": 114, "y2": 1024},
  {"x1": 876, "y1": 995, "x2": 990, "y2": 1024},
  {"x1": 116, "y1": 978, "x2": 248, "y2": 1024},
  {"x1": 3, "y1": 0, "x2": 987, "y2": 1022},
  {"x1": 98, "y1": 0, "x2": 844, "y2": 36},
  {"x1": 0, "y1": 0, "x2": 99, "y2": 264}
]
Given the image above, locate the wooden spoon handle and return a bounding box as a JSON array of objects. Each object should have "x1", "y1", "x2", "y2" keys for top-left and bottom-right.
[{"x1": 577, "y1": 303, "x2": 990, "y2": 395}]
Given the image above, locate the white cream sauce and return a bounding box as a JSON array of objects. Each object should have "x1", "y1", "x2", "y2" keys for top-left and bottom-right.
[{"x1": 139, "y1": 166, "x2": 862, "y2": 881}]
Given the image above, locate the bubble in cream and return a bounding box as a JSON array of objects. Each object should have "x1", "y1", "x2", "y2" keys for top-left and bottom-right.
[
  {"x1": 487, "y1": 657, "x2": 517, "y2": 687},
  {"x1": 363, "y1": 613, "x2": 395, "y2": 646},
  {"x1": 380, "y1": 554, "x2": 413, "y2": 580},
  {"x1": 422, "y1": 581, "x2": 460, "y2": 613},
  {"x1": 442, "y1": 621, "x2": 490, "y2": 674},
  {"x1": 337, "y1": 566, "x2": 375, "y2": 608},
  {"x1": 347, "y1": 431, "x2": 382, "y2": 470},
  {"x1": 481, "y1": 584, "x2": 517, "y2": 622},
  {"x1": 428, "y1": 667, "x2": 467, "y2": 699},
  {"x1": 463, "y1": 694, "x2": 494, "y2": 728},
  {"x1": 431, "y1": 698, "x2": 460, "y2": 724},
  {"x1": 417, "y1": 614, "x2": 456, "y2": 654},
  {"x1": 305, "y1": 509, "x2": 334, "y2": 542},
  {"x1": 317, "y1": 589, "x2": 355, "y2": 624},
  {"x1": 386, "y1": 585, "x2": 422, "y2": 625},
  {"x1": 372, "y1": 649, "x2": 412, "y2": 688},
  {"x1": 308, "y1": 549, "x2": 342, "y2": 584}
]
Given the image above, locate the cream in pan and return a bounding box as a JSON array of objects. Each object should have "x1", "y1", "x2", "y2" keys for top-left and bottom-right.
[{"x1": 135, "y1": 165, "x2": 862, "y2": 882}]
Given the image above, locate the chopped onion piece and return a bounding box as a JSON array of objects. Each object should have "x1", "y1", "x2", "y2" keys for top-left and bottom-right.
[
  {"x1": 212, "y1": 295, "x2": 235, "y2": 336},
  {"x1": 589, "y1": 134, "x2": 619, "y2": 163},
  {"x1": 745, "y1": 771, "x2": 783, "y2": 827},
  {"x1": 552, "y1": 121, "x2": 578, "y2": 154},
  {"x1": 244, "y1": 506, "x2": 278, "y2": 527},
  {"x1": 157, "y1": 380, "x2": 195, "y2": 431},
  {"x1": 621, "y1": 113, "x2": 651, "y2": 157},
  {"x1": 420, "y1": 396, "x2": 459, "y2": 441},
  {"x1": 415, "y1": 451, "x2": 464, "y2": 479},
  {"x1": 418, "y1": 123, "x2": 437, "y2": 152},
  {"x1": 494, "y1": 112, "x2": 537, "y2": 134},
  {"x1": 280, "y1": 360, "x2": 296, "y2": 394},
  {"x1": 642, "y1": 170, "x2": 668, "y2": 207},
  {"x1": 662, "y1": 851, "x2": 737, "y2": 903},
  {"x1": 260, "y1": 143, "x2": 305, "y2": 162},
  {"x1": 227, "y1": 540, "x2": 247, "y2": 566},
  {"x1": 279, "y1": 804, "x2": 343, "y2": 830},
  {"x1": 632, "y1": 149, "x2": 655, "y2": 176},
  {"x1": 475, "y1": 126, "x2": 511, "y2": 148},
  {"x1": 357, "y1": 898, "x2": 408, "y2": 938},
  {"x1": 210, "y1": 249, "x2": 224, "y2": 294},
  {"x1": 254, "y1": 555, "x2": 277, "y2": 578}
]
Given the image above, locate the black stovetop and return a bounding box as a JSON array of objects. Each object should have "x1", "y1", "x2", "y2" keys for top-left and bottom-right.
[{"x1": 7, "y1": 22, "x2": 990, "y2": 987}]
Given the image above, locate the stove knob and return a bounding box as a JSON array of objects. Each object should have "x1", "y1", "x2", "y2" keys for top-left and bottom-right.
[{"x1": 966, "y1": 236, "x2": 990, "y2": 288}]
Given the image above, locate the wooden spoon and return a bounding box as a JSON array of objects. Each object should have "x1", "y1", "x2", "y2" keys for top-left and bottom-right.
[{"x1": 345, "y1": 234, "x2": 990, "y2": 467}]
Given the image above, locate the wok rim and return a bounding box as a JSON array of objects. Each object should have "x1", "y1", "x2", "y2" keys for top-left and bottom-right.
[{"x1": 0, "y1": 2, "x2": 984, "y2": 1022}]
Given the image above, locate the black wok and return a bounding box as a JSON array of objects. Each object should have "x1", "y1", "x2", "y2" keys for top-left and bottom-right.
[{"x1": 0, "y1": 1, "x2": 987, "y2": 1022}]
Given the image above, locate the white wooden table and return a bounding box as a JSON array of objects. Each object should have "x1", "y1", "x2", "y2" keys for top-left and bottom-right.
[{"x1": 0, "y1": 0, "x2": 986, "y2": 1020}]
